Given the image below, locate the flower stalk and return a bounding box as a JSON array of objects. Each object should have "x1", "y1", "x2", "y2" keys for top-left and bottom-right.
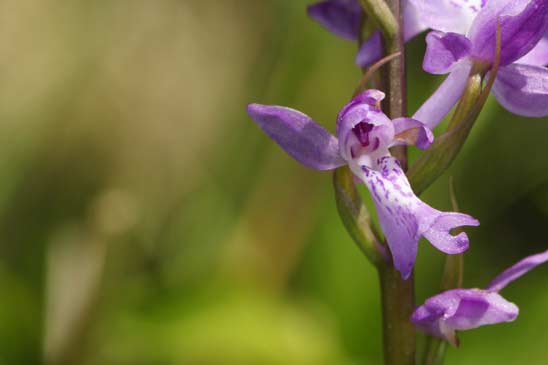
[
  {"x1": 379, "y1": 262, "x2": 416, "y2": 365},
  {"x1": 376, "y1": 1, "x2": 415, "y2": 364}
]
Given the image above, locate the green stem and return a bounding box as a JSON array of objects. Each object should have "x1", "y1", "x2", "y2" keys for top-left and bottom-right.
[
  {"x1": 376, "y1": 1, "x2": 415, "y2": 364},
  {"x1": 379, "y1": 263, "x2": 416, "y2": 365},
  {"x1": 383, "y1": 0, "x2": 407, "y2": 170}
]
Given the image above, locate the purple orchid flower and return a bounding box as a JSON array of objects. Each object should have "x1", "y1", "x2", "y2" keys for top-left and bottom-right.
[
  {"x1": 246, "y1": 90, "x2": 479, "y2": 279},
  {"x1": 410, "y1": 0, "x2": 548, "y2": 128},
  {"x1": 307, "y1": 0, "x2": 427, "y2": 67},
  {"x1": 412, "y1": 249, "x2": 548, "y2": 346}
]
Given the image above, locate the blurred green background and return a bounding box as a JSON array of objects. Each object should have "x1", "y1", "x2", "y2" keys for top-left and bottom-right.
[{"x1": 1, "y1": 1, "x2": 547, "y2": 364}]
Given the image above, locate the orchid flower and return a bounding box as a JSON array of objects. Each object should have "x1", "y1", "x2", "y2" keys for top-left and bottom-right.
[
  {"x1": 412, "y1": 249, "x2": 548, "y2": 346},
  {"x1": 307, "y1": 0, "x2": 427, "y2": 67},
  {"x1": 411, "y1": 0, "x2": 548, "y2": 128},
  {"x1": 246, "y1": 90, "x2": 479, "y2": 279}
]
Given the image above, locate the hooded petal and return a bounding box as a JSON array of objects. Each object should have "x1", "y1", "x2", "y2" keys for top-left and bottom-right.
[
  {"x1": 517, "y1": 29, "x2": 548, "y2": 66},
  {"x1": 423, "y1": 31, "x2": 472, "y2": 74},
  {"x1": 307, "y1": 0, "x2": 362, "y2": 41},
  {"x1": 336, "y1": 90, "x2": 387, "y2": 146},
  {"x1": 469, "y1": 0, "x2": 548, "y2": 65},
  {"x1": 408, "y1": 0, "x2": 484, "y2": 35},
  {"x1": 412, "y1": 289, "x2": 518, "y2": 343},
  {"x1": 413, "y1": 62, "x2": 472, "y2": 129},
  {"x1": 491, "y1": 63, "x2": 548, "y2": 117},
  {"x1": 355, "y1": 32, "x2": 382, "y2": 68},
  {"x1": 391, "y1": 117, "x2": 434, "y2": 149},
  {"x1": 247, "y1": 104, "x2": 345, "y2": 170},
  {"x1": 353, "y1": 156, "x2": 478, "y2": 279},
  {"x1": 487, "y1": 249, "x2": 548, "y2": 291}
]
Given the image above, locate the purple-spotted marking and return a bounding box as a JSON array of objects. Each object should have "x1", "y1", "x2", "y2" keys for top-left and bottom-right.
[{"x1": 449, "y1": 0, "x2": 485, "y2": 13}]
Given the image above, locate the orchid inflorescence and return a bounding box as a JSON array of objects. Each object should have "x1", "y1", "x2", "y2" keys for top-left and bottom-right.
[{"x1": 246, "y1": 0, "x2": 548, "y2": 363}]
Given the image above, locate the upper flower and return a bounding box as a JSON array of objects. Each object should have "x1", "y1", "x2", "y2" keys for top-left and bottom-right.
[
  {"x1": 247, "y1": 90, "x2": 479, "y2": 279},
  {"x1": 412, "y1": 249, "x2": 548, "y2": 345},
  {"x1": 411, "y1": 0, "x2": 548, "y2": 127},
  {"x1": 307, "y1": 0, "x2": 427, "y2": 67}
]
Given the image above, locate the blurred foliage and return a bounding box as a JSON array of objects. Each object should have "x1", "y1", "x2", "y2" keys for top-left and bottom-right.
[{"x1": 0, "y1": 1, "x2": 546, "y2": 364}]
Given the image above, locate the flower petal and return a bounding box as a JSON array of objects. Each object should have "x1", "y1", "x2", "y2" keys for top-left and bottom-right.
[
  {"x1": 354, "y1": 156, "x2": 477, "y2": 279},
  {"x1": 336, "y1": 90, "x2": 387, "y2": 140},
  {"x1": 247, "y1": 104, "x2": 345, "y2": 170},
  {"x1": 413, "y1": 62, "x2": 472, "y2": 129},
  {"x1": 517, "y1": 29, "x2": 548, "y2": 66},
  {"x1": 423, "y1": 31, "x2": 472, "y2": 75},
  {"x1": 418, "y1": 210, "x2": 479, "y2": 254},
  {"x1": 469, "y1": 0, "x2": 548, "y2": 65},
  {"x1": 487, "y1": 249, "x2": 548, "y2": 291},
  {"x1": 403, "y1": 0, "x2": 428, "y2": 41},
  {"x1": 408, "y1": 0, "x2": 484, "y2": 34},
  {"x1": 307, "y1": 0, "x2": 362, "y2": 41},
  {"x1": 412, "y1": 289, "x2": 518, "y2": 343},
  {"x1": 491, "y1": 63, "x2": 548, "y2": 117},
  {"x1": 358, "y1": 158, "x2": 419, "y2": 279},
  {"x1": 391, "y1": 117, "x2": 434, "y2": 149},
  {"x1": 355, "y1": 32, "x2": 382, "y2": 68}
]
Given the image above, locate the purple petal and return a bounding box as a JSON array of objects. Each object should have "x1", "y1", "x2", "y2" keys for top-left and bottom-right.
[
  {"x1": 354, "y1": 156, "x2": 477, "y2": 279},
  {"x1": 413, "y1": 62, "x2": 472, "y2": 129},
  {"x1": 358, "y1": 157, "x2": 419, "y2": 279},
  {"x1": 408, "y1": 0, "x2": 485, "y2": 35},
  {"x1": 355, "y1": 32, "x2": 382, "y2": 68},
  {"x1": 418, "y1": 209, "x2": 479, "y2": 254},
  {"x1": 247, "y1": 104, "x2": 345, "y2": 170},
  {"x1": 469, "y1": 0, "x2": 548, "y2": 65},
  {"x1": 517, "y1": 29, "x2": 548, "y2": 66},
  {"x1": 412, "y1": 288, "x2": 518, "y2": 343},
  {"x1": 403, "y1": 0, "x2": 428, "y2": 41},
  {"x1": 487, "y1": 249, "x2": 548, "y2": 291},
  {"x1": 492, "y1": 63, "x2": 548, "y2": 117},
  {"x1": 423, "y1": 31, "x2": 472, "y2": 75},
  {"x1": 307, "y1": 0, "x2": 362, "y2": 41},
  {"x1": 391, "y1": 117, "x2": 434, "y2": 149}
]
